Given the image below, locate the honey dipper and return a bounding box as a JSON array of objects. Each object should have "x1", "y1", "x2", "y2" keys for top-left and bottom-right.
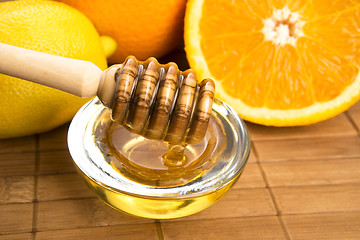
[{"x1": 0, "y1": 42, "x2": 215, "y2": 144}]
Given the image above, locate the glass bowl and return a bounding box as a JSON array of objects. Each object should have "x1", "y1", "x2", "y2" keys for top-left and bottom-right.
[{"x1": 68, "y1": 97, "x2": 250, "y2": 219}]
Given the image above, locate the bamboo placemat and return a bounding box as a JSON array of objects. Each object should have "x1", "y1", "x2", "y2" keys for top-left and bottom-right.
[{"x1": 1, "y1": 51, "x2": 360, "y2": 240}]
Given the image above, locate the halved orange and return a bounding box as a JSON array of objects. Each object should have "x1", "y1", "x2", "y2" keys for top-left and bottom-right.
[{"x1": 184, "y1": 0, "x2": 360, "y2": 126}]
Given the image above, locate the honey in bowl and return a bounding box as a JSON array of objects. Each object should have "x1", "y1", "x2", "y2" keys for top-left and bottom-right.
[{"x1": 68, "y1": 97, "x2": 250, "y2": 219}]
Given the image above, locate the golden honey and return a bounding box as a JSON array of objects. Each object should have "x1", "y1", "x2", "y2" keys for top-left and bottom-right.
[
  {"x1": 81, "y1": 171, "x2": 238, "y2": 219},
  {"x1": 68, "y1": 98, "x2": 250, "y2": 219}
]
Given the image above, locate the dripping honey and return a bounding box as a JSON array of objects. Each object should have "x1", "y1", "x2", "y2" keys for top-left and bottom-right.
[{"x1": 105, "y1": 115, "x2": 226, "y2": 187}]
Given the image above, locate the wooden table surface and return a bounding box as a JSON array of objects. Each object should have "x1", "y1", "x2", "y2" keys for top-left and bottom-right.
[{"x1": 1, "y1": 51, "x2": 360, "y2": 239}]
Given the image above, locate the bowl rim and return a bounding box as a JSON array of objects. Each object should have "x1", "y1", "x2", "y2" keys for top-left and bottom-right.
[{"x1": 68, "y1": 97, "x2": 251, "y2": 199}]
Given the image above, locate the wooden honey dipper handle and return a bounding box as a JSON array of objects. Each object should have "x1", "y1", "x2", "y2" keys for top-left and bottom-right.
[
  {"x1": 0, "y1": 43, "x2": 215, "y2": 144},
  {"x1": 0, "y1": 42, "x2": 103, "y2": 97}
]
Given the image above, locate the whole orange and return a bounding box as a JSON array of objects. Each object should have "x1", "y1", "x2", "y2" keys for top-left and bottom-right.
[{"x1": 57, "y1": 0, "x2": 187, "y2": 63}]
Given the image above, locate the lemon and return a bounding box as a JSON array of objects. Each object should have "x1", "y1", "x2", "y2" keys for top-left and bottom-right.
[{"x1": 0, "y1": 0, "x2": 115, "y2": 138}]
